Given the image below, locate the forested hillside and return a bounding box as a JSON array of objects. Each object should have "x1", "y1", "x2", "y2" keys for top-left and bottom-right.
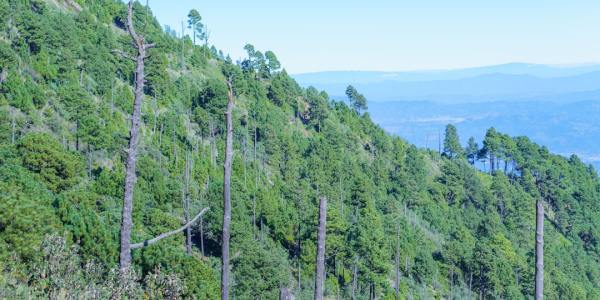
[{"x1": 1, "y1": 1, "x2": 599, "y2": 299}]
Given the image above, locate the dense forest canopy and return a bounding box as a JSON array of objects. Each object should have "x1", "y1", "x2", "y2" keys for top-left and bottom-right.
[{"x1": 0, "y1": 0, "x2": 599, "y2": 299}]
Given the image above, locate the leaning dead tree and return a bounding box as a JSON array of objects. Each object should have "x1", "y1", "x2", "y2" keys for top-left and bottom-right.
[
  {"x1": 535, "y1": 199, "x2": 544, "y2": 300},
  {"x1": 117, "y1": 1, "x2": 209, "y2": 272},
  {"x1": 131, "y1": 207, "x2": 210, "y2": 249},
  {"x1": 221, "y1": 79, "x2": 235, "y2": 300},
  {"x1": 314, "y1": 196, "x2": 327, "y2": 300}
]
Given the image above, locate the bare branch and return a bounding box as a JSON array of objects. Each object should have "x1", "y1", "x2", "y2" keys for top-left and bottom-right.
[
  {"x1": 112, "y1": 49, "x2": 136, "y2": 61},
  {"x1": 226, "y1": 77, "x2": 234, "y2": 103},
  {"x1": 127, "y1": 1, "x2": 141, "y2": 47},
  {"x1": 131, "y1": 207, "x2": 210, "y2": 250},
  {"x1": 144, "y1": 43, "x2": 156, "y2": 50}
]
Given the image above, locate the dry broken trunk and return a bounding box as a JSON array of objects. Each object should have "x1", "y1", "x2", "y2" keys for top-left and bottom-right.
[
  {"x1": 119, "y1": 0, "x2": 155, "y2": 272},
  {"x1": 535, "y1": 200, "x2": 544, "y2": 300},
  {"x1": 314, "y1": 196, "x2": 327, "y2": 300},
  {"x1": 130, "y1": 207, "x2": 210, "y2": 249},
  {"x1": 221, "y1": 79, "x2": 235, "y2": 300}
]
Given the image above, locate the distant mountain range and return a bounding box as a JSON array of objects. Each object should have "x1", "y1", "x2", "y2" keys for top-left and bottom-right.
[
  {"x1": 292, "y1": 63, "x2": 600, "y2": 170},
  {"x1": 293, "y1": 63, "x2": 600, "y2": 103}
]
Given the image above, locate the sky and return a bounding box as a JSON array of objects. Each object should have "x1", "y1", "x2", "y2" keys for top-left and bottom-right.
[{"x1": 147, "y1": 0, "x2": 600, "y2": 74}]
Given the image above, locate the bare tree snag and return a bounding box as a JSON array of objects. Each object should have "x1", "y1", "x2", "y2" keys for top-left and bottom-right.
[
  {"x1": 469, "y1": 272, "x2": 473, "y2": 295},
  {"x1": 200, "y1": 212, "x2": 205, "y2": 256},
  {"x1": 183, "y1": 152, "x2": 192, "y2": 255},
  {"x1": 119, "y1": 0, "x2": 156, "y2": 272},
  {"x1": 10, "y1": 108, "x2": 16, "y2": 144},
  {"x1": 351, "y1": 257, "x2": 359, "y2": 300},
  {"x1": 221, "y1": 79, "x2": 235, "y2": 300},
  {"x1": 535, "y1": 199, "x2": 544, "y2": 300},
  {"x1": 280, "y1": 287, "x2": 294, "y2": 300},
  {"x1": 314, "y1": 196, "x2": 327, "y2": 300},
  {"x1": 151, "y1": 95, "x2": 158, "y2": 137},
  {"x1": 395, "y1": 223, "x2": 400, "y2": 300},
  {"x1": 131, "y1": 207, "x2": 210, "y2": 249},
  {"x1": 200, "y1": 178, "x2": 208, "y2": 256},
  {"x1": 253, "y1": 110, "x2": 258, "y2": 240}
]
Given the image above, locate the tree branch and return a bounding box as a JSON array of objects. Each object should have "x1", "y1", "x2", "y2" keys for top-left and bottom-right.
[
  {"x1": 127, "y1": 1, "x2": 142, "y2": 47},
  {"x1": 131, "y1": 207, "x2": 210, "y2": 250}
]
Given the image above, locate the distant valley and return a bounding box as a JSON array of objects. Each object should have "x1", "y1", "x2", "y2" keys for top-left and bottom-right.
[{"x1": 293, "y1": 63, "x2": 600, "y2": 170}]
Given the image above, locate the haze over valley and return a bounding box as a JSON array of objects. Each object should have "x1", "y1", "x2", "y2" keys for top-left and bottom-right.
[{"x1": 294, "y1": 63, "x2": 600, "y2": 169}]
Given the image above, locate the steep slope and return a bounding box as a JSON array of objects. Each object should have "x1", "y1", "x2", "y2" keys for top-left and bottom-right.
[{"x1": 0, "y1": 1, "x2": 599, "y2": 299}]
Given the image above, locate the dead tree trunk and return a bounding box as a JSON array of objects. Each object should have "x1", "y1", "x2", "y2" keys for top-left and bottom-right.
[
  {"x1": 535, "y1": 200, "x2": 544, "y2": 300},
  {"x1": 221, "y1": 80, "x2": 235, "y2": 300},
  {"x1": 469, "y1": 272, "x2": 472, "y2": 296},
  {"x1": 151, "y1": 96, "x2": 158, "y2": 136},
  {"x1": 395, "y1": 224, "x2": 400, "y2": 300},
  {"x1": 280, "y1": 287, "x2": 294, "y2": 300},
  {"x1": 351, "y1": 257, "x2": 359, "y2": 300},
  {"x1": 10, "y1": 108, "x2": 16, "y2": 144},
  {"x1": 199, "y1": 216, "x2": 205, "y2": 254},
  {"x1": 118, "y1": 0, "x2": 156, "y2": 273},
  {"x1": 314, "y1": 196, "x2": 327, "y2": 300},
  {"x1": 253, "y1": 110, "x2": 258, "y2": 239},
  {"x1": 200, "y1": 178, "x2": 208, "y2": 256},
  {"x1": 184, "y1": 152, "x2": 192, "y2": 255}
]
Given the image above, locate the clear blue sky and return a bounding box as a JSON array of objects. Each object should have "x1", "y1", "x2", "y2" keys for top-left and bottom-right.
[{"x1": 147, "y1": 0, "x2": 600, "y2": 74}]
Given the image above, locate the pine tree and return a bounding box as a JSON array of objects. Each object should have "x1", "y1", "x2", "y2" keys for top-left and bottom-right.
[
  {"x1": 443, "y1": 124, "x2": 463, "y2": 159},
  {"x1": 187, "y1": 9, "x2": 206, "y2": 45},
  {"x1": 345, "y1": 85, "x2": 368, "y2": 114}
]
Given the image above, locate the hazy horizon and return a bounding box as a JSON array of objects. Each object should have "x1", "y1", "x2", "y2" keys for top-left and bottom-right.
[
  {"x1": 147, "y1": 0, "x2": 600, "y2": 73},
  {"x1": 288, "y1": 62, "x2": 600, "y2": 75}
]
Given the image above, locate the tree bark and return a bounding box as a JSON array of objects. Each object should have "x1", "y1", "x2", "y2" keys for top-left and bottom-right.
[
  {"x1": 535, "y1": 200, "x2": 544, "y2": 300},
  {"x1": 314, "y1": 196, "x2": 327, "y2": 300},
  {"x1": 184, "y1": 152, "x2": 192, "y2": 255},
  {"x1": 280, "y1": 287, "x2": 295, "y2": 300},
  {"x1": 395, "y1": 224, "x2": 400, "y2": 300},
  {"x1": 221, "y1": 80, "x2": 235, "y2": 300},
  {"x1": 351, "y1": 257, "x2": 358, "y2": 300},
  {"x1": 469, "y1": 272, "x2": 472, "y2": 296},
  {"x1": 253, "y1": 111, "x2": 258, "y2": 239},
  {"x1": 151, "y1": 96, "x2": 158, "y2": 136},
  {"x1": 119, "y1": 0, "x2": 155, "y2": 273},
  {"x1": 200, "y1": 187, "x2": 206, "y2": 256},
  {"x1": 10, "y1": 108, "x2": 16, "y2": 144}
]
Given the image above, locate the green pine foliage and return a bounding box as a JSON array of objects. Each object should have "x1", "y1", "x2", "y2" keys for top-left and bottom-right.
[{"x1": 0, "y1": 0, "x2": 599, "y2": 299}]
